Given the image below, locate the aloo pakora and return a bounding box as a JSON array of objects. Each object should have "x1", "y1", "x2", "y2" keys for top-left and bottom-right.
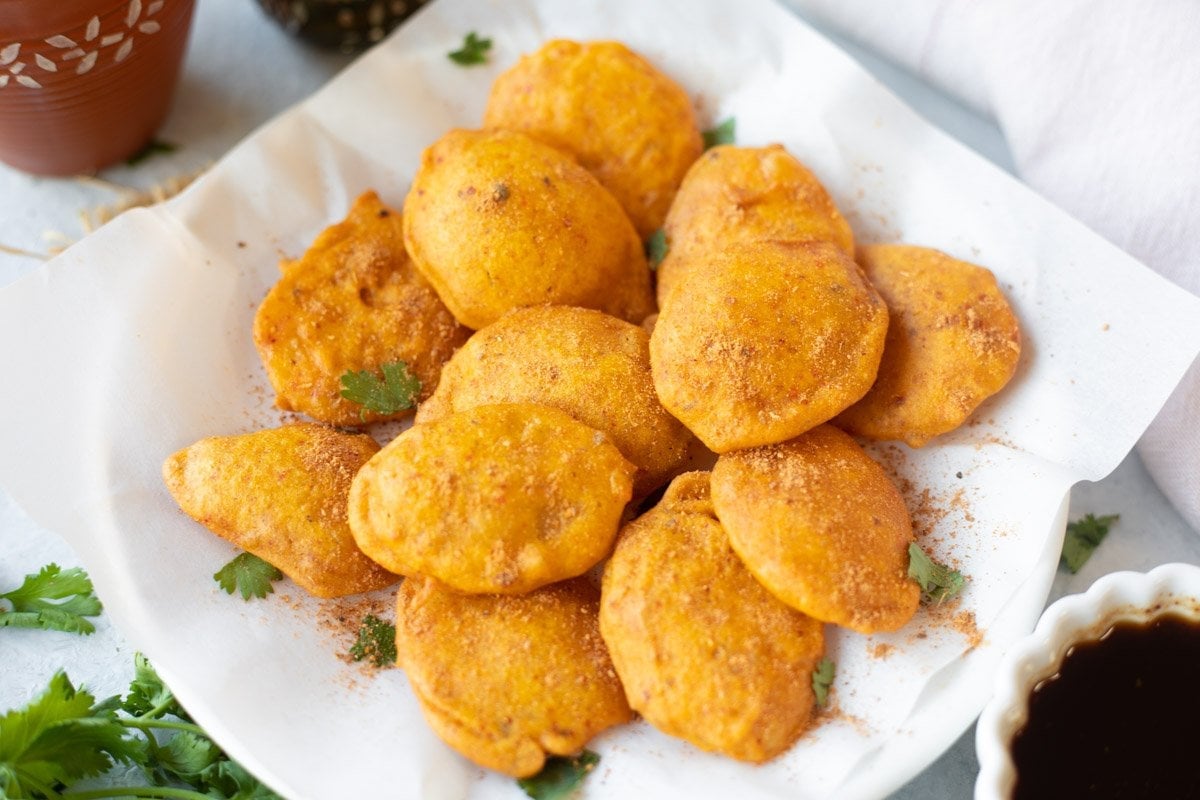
[
  {"x1": 484, "y1": 39, "x2": 703, "y2": 238},
  {"x1": 348, "y1": 403, "x2": 634, "y2": 594},
  {"x1": 162, "y1": 423, "x2": 398, "y2": 598},
  {"x1": 403, "y1": 128, "x2": 655, "y2": 330},
  {"x1": 710, "y1": 425, "x2": 920, "y2": 633},
  {"x1": 835, "y1": 244, "x2": 1023, "y2": 446},
  {"x1": 656, "y1": 145, "x2": 854, "y2": 306},
  {"x1": 252, "y1": 191, "x2": 469, "y2": 427},
  {"x1": 650, "y1": 240, "x2": 888, "y2": 453},
  {"x1": 415, "y1": 305, "x2": 694, "y2": 496},
  {"x1": 600, "y1": 471, "x2": 825, "y2": 762},
  {"x1": 396, "y1": 576, "x2": 632, "y2": 777}
]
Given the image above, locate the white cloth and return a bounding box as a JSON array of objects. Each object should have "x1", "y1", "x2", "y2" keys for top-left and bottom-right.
[{"x1": 788, "y1": 0, "x2": 1200, "y2": 535}]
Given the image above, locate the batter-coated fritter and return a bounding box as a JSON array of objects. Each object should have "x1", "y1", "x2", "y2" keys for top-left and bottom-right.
[
  {"x1": 600, "y1": 472, "x2": 825, "y2": 762},
  {"x1": 415, "y1": 305, "x2": 693, "y2": 497},
  {"x1": 484, "y1": 39, "x2": 703, "y2": 238},
  {"x1": 835, "y1": 244, "x2": 1023, "y2": 446},
  {"x1": 650, "y1": 240, "x2": 888, "y2": 453},
  {"x1": 252, "y1": 191, "x2": 469, "y2": 427},
  {"x1": 348, "y1": 403, "x2": 634, "y2": 595},
  {"x1": 396, "y1": 576, "x2": 632, "y2": 777},
  {"x1": 656, "y1": 145, "x2": 854, "y2": 306},
  {"x1": 162, "y1": 423, "x2": 398, "y2": 598},
  {"x1": 710, "y1": 426, "x2": 920, "y2": 634},
  {"x1": 403, "y1": 128, "x2": 655, "y2": 330}
]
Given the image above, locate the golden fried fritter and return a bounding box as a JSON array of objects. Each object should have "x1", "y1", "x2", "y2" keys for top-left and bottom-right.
[
  {"x1": 484, "y1": 39, "x2": 703, "y2": 238},
  {"x1": 710, "y1": 426, "x2": 920, "y2": 633},
  {"x1": 415, "y1": 305, "x2": 693, "y2": 496},
  {"x1": 650, "y1": 240, "x2": 888, "y2": 453},
  {"x1": 348, "y1": 403, "x2": 634, "y2": 594},
  {"x1": 835, "y1": 244, "x2": 1023, "y2": 446},
  {"x1": 162, "y1": 423, "x2": 398, "y2": 598},
  {"x1": 600, "y1": 472, "x2": 825, "y2": 762},
  {"x1": 656, "y1": 145, "x2": 854, "y2": 306},
  {"x1": 403, "y1": 128, "x2": 655, "y2": 330},
  {"x1": 396, "y1": 576, "x2": 632, "y2": 777},
  {"x1": 252, "y1": 191, "x2": 469, "y2": 427}
]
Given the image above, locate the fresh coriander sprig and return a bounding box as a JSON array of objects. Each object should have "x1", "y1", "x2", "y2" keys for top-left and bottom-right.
[
  {"x1": 448, "y1": 31, "x2": 492, "y2": 66},
  {"x1": 517, "y1": 750, "x2": 600, "y2": 800},
  {"x1": 0, "y1": 656, "x2": 282, "y2": 800},
  {"x1": 908, "y1": 542, "x2": 966, "y2": 604},
  {"x1": 126, "y1": 138, "x2": 177, "y2": 166},
  {"x1": 213, "y1": 552, "x2": 282, "y2": 601},
  {"x1": 645, "y1": 229, "x2": 668, "y2": 270},
  {"x1": 339, "y1": 359, "x2": 422, "y2": 418},
  {"x1": 1060, "y1": 513, "x2": 1118, "y2": 574},
  {"x1": 349, "y1": 613, "x2": 397, "y2": 667},
  {"x1": 702, "y1": 117, "x2": 736, "y2": 149},
  {"x1": 0, "y1": 563, "x2": 103, "y2": 634},
  {"x1": 811, "y1": 658, "x2": 836, "y2": 708}
]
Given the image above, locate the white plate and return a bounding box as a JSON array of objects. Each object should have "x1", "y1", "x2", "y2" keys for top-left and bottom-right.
[{"x1": 2, "y1": 0, "x2": 1199, "y2": 798}]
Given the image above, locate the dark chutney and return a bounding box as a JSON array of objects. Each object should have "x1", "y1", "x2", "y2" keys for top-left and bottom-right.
[{"x1": 1010, "y1": 612, "x2": 1200, "y2": 799}]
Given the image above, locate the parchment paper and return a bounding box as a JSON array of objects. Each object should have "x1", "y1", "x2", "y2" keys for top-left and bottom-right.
[{"x1": 2, "y1": 0, "x2": 1200, "y2": 798}]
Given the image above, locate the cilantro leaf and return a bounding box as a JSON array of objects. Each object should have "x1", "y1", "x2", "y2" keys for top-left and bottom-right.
[
  {"x1": 122, "y1": 653, "x2": 184, "y2": 720},
  {"x1": 149, "y1": 729, "x2": 222, "y2": 784},
  {"x1": 126, "y1": 138, "x2": 177, "y2": 166},
  {"x1": 348, "y1": 614, "x2": 397, "y2": 668},
  {"x1": 517, "y1": 750, "x2": 600, "y2": 800},
  {"x1": 1060, "y1": 513, "x2": 1119, "y2": 574},
  {"x1": 200, "y1": 758, "x2": 284, "y2": 799},
  {"x1": 0, "y1": 672, "x2": 145, "y2": 797},
  {"x1": 645, "y1": 229, "x2": 668, "y2": 271},
  {"x1": 448, "y1": 31, "x2": 492, "y2": 66},
  {"x1": 811, "y1": 657, "x2": 836, "y2": 708},
  {"x1": 0, "y1": 563, "x2": 103, "y2": 634},
  {"x1": 214, "y1": 553, "x2": 282, "y2": 601},
  {"x1": 908, "y1": 542, "x2": 966, "y2": 604},
  {"x1": 339, "y1": 359, "x2": 422, "y2": 418},
  {"x1": 702, "y1": 117, "x2": 736, "y2": 149}
]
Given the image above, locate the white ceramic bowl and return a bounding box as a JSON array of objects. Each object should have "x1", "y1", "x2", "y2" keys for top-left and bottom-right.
[{"x1": 975, "y1": 562, "x2": 1200, "y2": 799}]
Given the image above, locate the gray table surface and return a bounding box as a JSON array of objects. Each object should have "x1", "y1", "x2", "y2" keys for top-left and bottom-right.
[{"x1": 3, "y1": 2, "x2": 1199, "y2": 798}]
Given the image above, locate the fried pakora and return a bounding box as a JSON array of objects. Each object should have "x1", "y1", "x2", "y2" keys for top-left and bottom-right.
[
  {"x1": 348, "y1": 403, "x2": 634, "y2": 594},
  {"x1": 484, "y1": 39, "x2": 703, "y2": 238},
  {"x1": 835, "y1": 244, "x2": 1023, "y2": 446},
  {"x1": 415, "y1": 305, "x2": 694, "y2": 496},
  {"x1": 403, "y1": 128, "x2": 654, "y2": 330},
  {"x1": 710, "y1": 425, "x2": 920, "y2": 633},
  {"x1": 396, "y1": 576, "x2": 632, "y2": 777},
  {"x1": 650, "y1": 240, "x2": 888, "y2": 453},
  {"x1": 252, "y1": 191, "x2": 469, "y2": 427},
  {"x1": 600, "y1": 472, "x2": 825, "y2": 762},
  {"x1": 162, "y1": 423, "x2": 398, "y2": 598},
  {"x1": 656, "y1": 145, "x2": 854, "y2": 306}
]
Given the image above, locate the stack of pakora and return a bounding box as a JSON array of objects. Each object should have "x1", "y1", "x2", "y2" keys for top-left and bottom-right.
[{"x1": 162, "y1": 34, "x2": 1024, "y2": 780}]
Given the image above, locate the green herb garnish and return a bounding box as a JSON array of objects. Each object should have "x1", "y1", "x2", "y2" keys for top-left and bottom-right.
[
  {"x1": 908, "y1": 542, "x2": 966, "y2": 604},
  {"x1": 349, "y1": 613, "x2": 397, "y2": 667},
  {"x1": 645, "y1": 228, "x2": 668, "y2": 270},
  {"x1": 448, "y1": 31, "x2": 492, "y2": 66},
  {"x1": 213, "y1": 552, "x2": 282, "y2": 600},
  {"x1": 339, "y1": 359, "x2": 422, "y2": 418},
  {"x1": 702, "y1": 117, "x2": 736, "y2": 149},
  {"x1": 811, "y1": 657, "x2": 836, "y2": 708},
  {"x1": 125, "y1": 138, "x2": 177, "y2": 166},
  {"x1": 517, "y1": 750, "x2": 600, "y2": 800},
  {"x1": 0, "y1": 563, "x2": 103, "y2": 634},
  {"x1": 0, "y1": 656, "x2": 282, "y2": 799},
  {"x1": 1060, "y1": 513, "x2": 1119, "y2": 574}
]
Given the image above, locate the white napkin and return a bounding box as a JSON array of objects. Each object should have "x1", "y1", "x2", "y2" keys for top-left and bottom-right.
[{"x1": 786, "y1": 0, "x2": 1200, "y2": 535}]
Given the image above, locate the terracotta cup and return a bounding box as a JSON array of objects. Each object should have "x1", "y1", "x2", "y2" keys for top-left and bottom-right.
[{"x1": 0, "y1": 0, "x2": 196, "y2": 175}]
